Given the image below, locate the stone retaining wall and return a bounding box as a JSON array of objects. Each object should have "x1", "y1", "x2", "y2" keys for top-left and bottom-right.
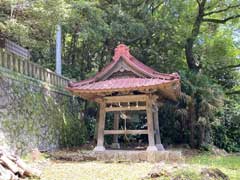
[{"x1": 0, "y1": 67, "x2": 86, "y2": 155}]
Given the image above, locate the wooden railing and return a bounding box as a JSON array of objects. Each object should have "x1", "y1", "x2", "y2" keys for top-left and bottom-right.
[{"x1": 0, "y1": 49, "x2": 70, "y2": 88}]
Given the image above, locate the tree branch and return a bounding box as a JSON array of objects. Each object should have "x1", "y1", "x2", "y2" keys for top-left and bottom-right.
[
  {"x1": 196, "y1": 0, "x2": 201, "y2": 6},
  {"x1": 204, "y1": 4, "x2": 240, "y2": 16},
  {"x1": 203, "y1": 14, "x2": 240, "y2": 23},
  {"x1": 184, "y1": 0, "x2": 206, "y2": 71},
  {"x1": 217, "y1": 63, "x2": 240, "y2": 70},
  {"x1": 151, "y1": 1, "x2": 164, "y2": 13}
]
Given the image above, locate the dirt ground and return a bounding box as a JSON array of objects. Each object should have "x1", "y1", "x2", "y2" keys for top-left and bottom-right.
[
  {"x1": 28, "y1": 149, "x2": 239, "y2": 180},
  {"x1": 39, "y1": 161, "x2": 153, "y2": 180}
]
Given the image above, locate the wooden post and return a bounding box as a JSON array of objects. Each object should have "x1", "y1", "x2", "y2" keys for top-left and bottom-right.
[
  {"x1": 111, "y1": 112, "x2": 120, "y2": 149},
  {"x1": 146, "y1": 96, "x2": 158, "y2": 151},
  {"x1": 153, "y1": 105, "x2": 164, "y2": 151},
  {"x1": 93, "y1": 102, "x2": 106, "y2": 151}
]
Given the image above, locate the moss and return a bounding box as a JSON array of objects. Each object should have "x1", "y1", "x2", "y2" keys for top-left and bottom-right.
[
  {"x1": 0, "y1": 71, "x2": 86, "y2": 155},
  {"x1": 173, "y1": 169, "x2": 201, "y2": 180}
]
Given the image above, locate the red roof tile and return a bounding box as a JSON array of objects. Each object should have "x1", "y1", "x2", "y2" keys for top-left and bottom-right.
[
  {"x1": 69, "y1": 78, "x2": 177, "y2": 93},
  {"x1": 67, "y1": 44, "x2": 180, "y2": 99}
]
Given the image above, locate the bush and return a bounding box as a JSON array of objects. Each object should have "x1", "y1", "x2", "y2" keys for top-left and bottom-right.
[{"x1": 212, "y1": 99, "x2": 240, "y2": 152}]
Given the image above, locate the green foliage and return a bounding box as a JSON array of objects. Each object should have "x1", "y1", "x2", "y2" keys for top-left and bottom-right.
[
  {"x1": 158, "y1": 103, "x2": 182, "y2": 145},
  {"x1": 212, "y1": 98, "x2": 240, "y2": 152},
  {"x1": 58, "y1": 97, "x2": 87, "y2": 148},
  {"x1": 158, "y1": 71, "x2": 225, "y2": 147}
]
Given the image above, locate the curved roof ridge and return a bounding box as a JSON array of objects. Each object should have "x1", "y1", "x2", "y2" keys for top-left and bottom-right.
[{"x1": 68, "y1": 44, "x2": 180, "y2": 90}]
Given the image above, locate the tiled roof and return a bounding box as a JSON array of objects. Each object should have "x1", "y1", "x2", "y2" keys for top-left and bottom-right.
[
  {"x1": 67, "y1": 44, "x2": 180, "y2": 98},
  {"x1": 68, "y1": 78, "x2": 178, "y2": 93}
]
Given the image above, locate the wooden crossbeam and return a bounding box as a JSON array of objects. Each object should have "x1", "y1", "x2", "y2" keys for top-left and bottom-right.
[
  {"x1": 104, "y1": 130, "x2": 148, "y2": 135},
  {"x1": 104, "y1": 95, "x2": 148, "y2": 103},
  {"x1": 105, "y1": 106, "x2": 146, "y2": 112}
]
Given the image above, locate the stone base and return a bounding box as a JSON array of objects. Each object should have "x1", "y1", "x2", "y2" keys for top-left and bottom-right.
[
  {"x1": 50, "y1": 150, "x2": 184, "y2": 162},
  {"x1": 146, "y1": 145, "x2": 158, "y2": 151},
  {"x1": 156, "y1": 144, "x2": 165, "y2": 151},
  {"x1": 111, "y1": 143, "x2": 120, "y2": 149},
  {"x1": 94, "y1": 150, "x2": 184, "y2": 162},
  {"x1": 93, "y1": 146, "x2": 105, "y2": 152}
]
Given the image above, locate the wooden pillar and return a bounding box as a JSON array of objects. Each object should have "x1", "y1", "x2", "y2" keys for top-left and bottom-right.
[
  {"x1": 153, "y1": 105, "x2": 164, "y2": 151},
  {"x1": 146, "y1": 96, "x2": 158, "y2": 151},
  {"x1": 111, "y1": 112, "x2": 120, "y2": 149},
  {"x1": 93, "y1": 102, "x2": 106, "y2": 151}
]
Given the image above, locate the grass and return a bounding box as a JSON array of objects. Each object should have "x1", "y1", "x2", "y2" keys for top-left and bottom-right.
[
  {"x1": 40, "y1": 161, "x2": 153, "y2": 180},
  {"x1": 173, "y1": 169, "x2": 201, "y2": 180},
  {"x1": 187, "y1": 154, "x2": 240, "y2": 180},
  {"x1": 30, "y1": 153, "x2": 240, "y2": 180}
]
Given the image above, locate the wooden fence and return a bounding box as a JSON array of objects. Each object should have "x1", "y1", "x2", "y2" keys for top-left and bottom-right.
[{"x1": 0, "y1": 49, "x2": 70, "y2": 88}]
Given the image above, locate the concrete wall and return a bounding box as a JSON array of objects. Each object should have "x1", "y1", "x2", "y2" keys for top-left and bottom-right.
[{"x1": 0, "y1": 67, "x2": 86, "y2": 155}]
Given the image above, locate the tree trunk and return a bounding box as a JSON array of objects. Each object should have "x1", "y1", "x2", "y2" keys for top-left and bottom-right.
[{"x1": 185, "y1": 0, "x2": 206, "y2": 71}]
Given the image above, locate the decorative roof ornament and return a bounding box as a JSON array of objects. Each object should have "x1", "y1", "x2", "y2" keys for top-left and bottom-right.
[{"x1": 113, "y1": 44, "x2": 131, "y2": 61}]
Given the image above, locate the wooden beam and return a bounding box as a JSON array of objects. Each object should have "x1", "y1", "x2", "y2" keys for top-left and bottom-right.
[
  {"x1": 105, "y1": 106, "x2": 146, "y2": 112},
  {"x1": 104, "y1": 130, "x2": 148, "y2": 135},
  {"x1": 104, "y1": 95, "x2": 148, "y2": 103}
]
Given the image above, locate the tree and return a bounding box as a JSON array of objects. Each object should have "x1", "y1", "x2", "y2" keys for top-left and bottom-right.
[{"x1": 185, "y1": 0, "x2": 240, "y2": 72}]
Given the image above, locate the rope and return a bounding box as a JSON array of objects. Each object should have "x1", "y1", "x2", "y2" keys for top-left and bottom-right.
[{"x1": 120, "y1": 111, "x2": 129, "y2": 142}]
